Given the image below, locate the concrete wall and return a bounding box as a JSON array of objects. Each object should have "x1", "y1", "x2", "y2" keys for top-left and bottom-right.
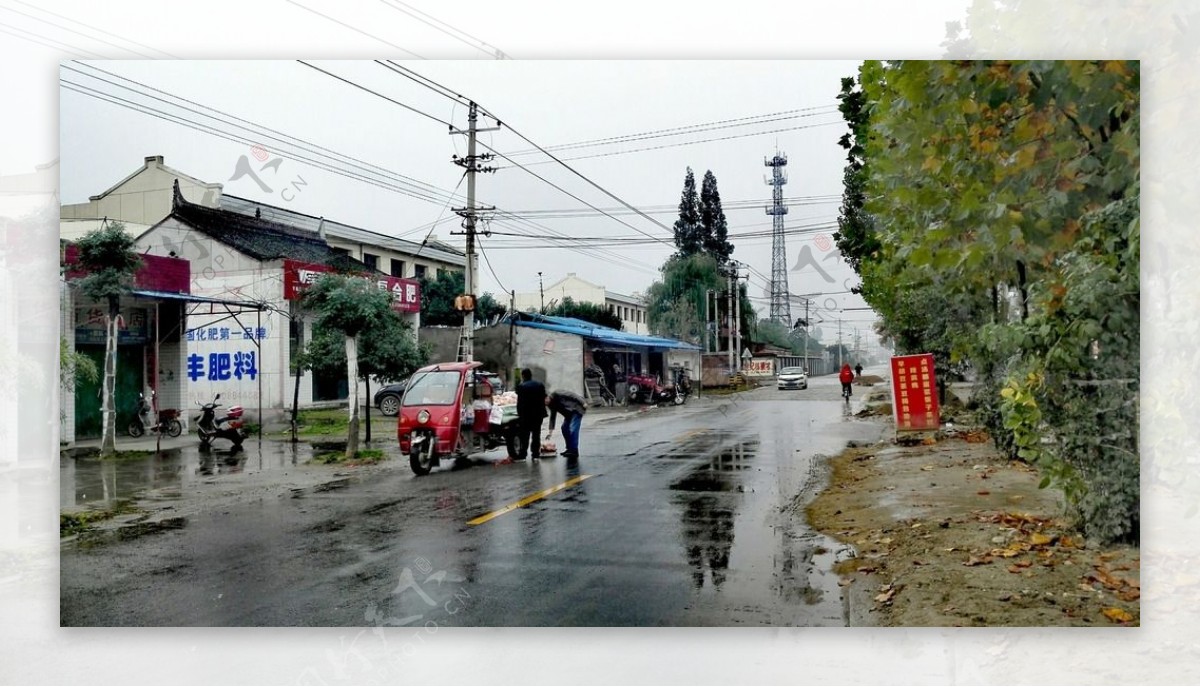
[
  {"x1": 60, "y1": 157, "x2": 221, "y2": 225},
  {"x1": 515, "y1": 327, "x2": 584, "y2": 397}
]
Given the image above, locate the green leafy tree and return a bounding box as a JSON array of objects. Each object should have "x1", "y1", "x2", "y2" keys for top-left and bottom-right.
[
  {"x1": 420, "y1": 269, "x2": 506, "y2": 326},
  {"x1": 543, "y1": 296, "x2": 623, "y2": 330},
  {"x1": 672, "y1": 168, "x2": 703, "y2": 258},
  {"x1": 305, "y1": 304, "x2": 426, "y2": 443},
  {"x1": 301, "y1": 273, "x2": 397, "y2": 459},
  {"x1": 645, "y1": 254, "x2": 754, "y2": 344},
  {"x1": 833, "y1": 75, "x2": 881, "y2": 276},
  {"x1": 843, "y1": 59, "x2": 1139, "y2": 541},
  {"x1": 70, "y1": 223, "x2": 141, "y2": 456},
  {"x1": 700, "y1": 170, "x2": 734, "y2": 264}
]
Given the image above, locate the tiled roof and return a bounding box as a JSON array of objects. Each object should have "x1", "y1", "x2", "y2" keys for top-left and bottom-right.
[
  {"x1": 167, "y1": 181, "x2": 371, "y2": 272},
  {"x1": 220, "y1": 194, "x2": 466, "y2": 267}
]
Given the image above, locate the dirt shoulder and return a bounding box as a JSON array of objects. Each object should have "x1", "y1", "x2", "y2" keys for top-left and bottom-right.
[{"x1": 805, "y1": 396, "x2": 1141, "y2": 627}]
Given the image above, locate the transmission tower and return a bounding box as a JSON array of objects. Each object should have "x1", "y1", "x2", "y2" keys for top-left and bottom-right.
[{"x1": 764, "y1": 150, "x2": 791, "y2": 326}]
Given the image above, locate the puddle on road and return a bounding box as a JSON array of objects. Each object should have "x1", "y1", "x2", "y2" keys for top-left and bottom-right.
[{"x1": 59, "y1": 440, "x2": 343, "y2": 508}]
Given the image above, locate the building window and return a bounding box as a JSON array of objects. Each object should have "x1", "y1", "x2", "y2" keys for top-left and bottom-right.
[
  {"x1": 415, "y1": 264, "x2": 427, "y2": 279},
  {"x1": 332, "y1": 247, "x2": 350, "y2": 256},
  {"x1": 390, "y1": 259, "x2": 406, "y2": 277},
  {"x1": 363, "y1": 252, "x2": 379, "y2": 270}
]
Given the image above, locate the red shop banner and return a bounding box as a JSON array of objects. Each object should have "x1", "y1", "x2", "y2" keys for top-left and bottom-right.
[
  {"x1": 283, "y1": 259, "x2": 420, "y2": 313},
  {"x1": 890, "y1": 354, "x2": 940, "y2": 431}
]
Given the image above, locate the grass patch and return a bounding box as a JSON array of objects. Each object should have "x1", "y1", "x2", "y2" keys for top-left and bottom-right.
[
  {"x1": 314, "y1": 448, "x2": 390, "y2": 465},
  {"x1": 60, "y1": 499, "x2": 142, "y2": 537},
  {"x1": 274, "y1": 409, "x2": 395, "y2": 437}
]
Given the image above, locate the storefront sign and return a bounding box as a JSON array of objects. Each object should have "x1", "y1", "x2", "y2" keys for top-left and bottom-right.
[
  {"x1": 75, "y1": 307, "x2": 148, "y2": 345},
  {"x1": 282, "y1": 259, "x2": 420, "y2": 313},
  {"x1": 890, "y1": 354, "x2": 940, "y2": 431},
  {"x1": 745, "y1": 358, "x2": 775, "y2": 377}
]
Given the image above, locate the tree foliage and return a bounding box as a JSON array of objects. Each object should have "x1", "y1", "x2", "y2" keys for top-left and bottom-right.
[
  {"x1": 419, "y1": 269, "x2": 507, "y2": 326},
  {"x1": 700, "y1": 170, "x2": 734, "y2": 263},
  {"x1": 645, "y1": 253, "x2": 753, "y2": 344},
  {"x1": 542, "y1": 296, "x2": 623, "y2": 330},
  {"x1": 302, "y1": 273, "x2": 413, "y2": 458},
  {"x1": 672, "y1": 168, "x2": 703, "y2": 258},
  {"x1": 70, "y1": 222, "x2": 141, "y2": 456},
  {"x1": 843, "y1": 60, "x2": 1139, "y2": 542}
]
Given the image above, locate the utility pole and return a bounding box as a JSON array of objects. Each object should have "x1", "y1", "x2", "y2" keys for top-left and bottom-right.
[
  {"x1": 726, "y1": 266, "x2": 735, "y2": 375},
  {"x1": 837, "y1": 317, "x2": 844, "y2": 368},
  {"x1": 732, "y1": 261, "x2": 742, "y2": 371},
  {"x1": 538, "y1": 271, "x2": 545, "y2": 312},
  {"x1": 451, "y1": 101, "x2": 499, "y2": 362},
  {"x1": 704, "y1": 289, "x2": 711, "y2": 353},
  {"x1": 802, "y1": 298, "x2": 810, "y2": 374}
]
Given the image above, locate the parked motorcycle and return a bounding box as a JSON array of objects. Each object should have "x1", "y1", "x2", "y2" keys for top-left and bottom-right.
[
  {"x1": 127, "y1": 390, "x2": 183, "y2": 438},
  {"x1": 195, "y1": 393, "x2": 248, "y2": 450},
  {"x1": 627, "y1": 369, "x2": 690, "y2": 406}
]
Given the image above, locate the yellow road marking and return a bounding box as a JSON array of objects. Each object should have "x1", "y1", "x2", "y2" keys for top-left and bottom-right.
[{"x1": 467, "y1": 474, "x2": 594, "y2": 526}]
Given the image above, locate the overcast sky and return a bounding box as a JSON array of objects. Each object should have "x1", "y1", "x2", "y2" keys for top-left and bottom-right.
[{"x1": 60, "y1": 59, "x2": 886, "y2": 340}]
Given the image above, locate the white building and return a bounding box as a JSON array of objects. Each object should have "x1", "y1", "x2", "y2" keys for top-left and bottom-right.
[
  {"x1": 514, "y1": 272, "x2": 649, "y2": 335},
  {"x1": 60, "y1": 155, "x2": 468, "y2": 427}
]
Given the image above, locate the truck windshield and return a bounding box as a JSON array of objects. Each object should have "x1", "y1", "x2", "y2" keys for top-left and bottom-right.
[{"x1": 403, "y1": 370, "x2": 461, "y2": 406}]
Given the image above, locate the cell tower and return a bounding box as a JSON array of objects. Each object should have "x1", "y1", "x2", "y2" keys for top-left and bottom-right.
[{"x1": 765, "y1": 151, "x2": 791, "y2": 325}]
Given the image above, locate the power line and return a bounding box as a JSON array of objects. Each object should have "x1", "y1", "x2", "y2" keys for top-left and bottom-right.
[
  {"x1": 297, "y1": 60, "x2": 450, "y2": 128},
  {"x1": 286, "y1": 1, "x2": 424, "y2": 59},
  {"x1": 59, "y1": 79, "x2": 459, "y2": 209},
  {"x1": 66, "y1": 62, "x2": 462, "y2": 207},
  {"x1": 506, "y1": 119, "x2": 843, "y2": 167},
  {"x1": 10, "y1": 0, "x2": 176, "y2": 57},
  {"x1": 0, "y1": 3, "x2": 157, "y2": 58},
  {"x1": 380, "y1": 64, "x2": 677, "y2": 246},
  {"x1": 502, "y1": 106, "x2": 838, "y2": 157},
  {"x1": 377, "y1": 0, "x2": 509, "y2": 59}
]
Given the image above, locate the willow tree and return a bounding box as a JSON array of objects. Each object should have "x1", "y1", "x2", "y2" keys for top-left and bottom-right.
[{"x1": 70, "y1": 224, "x2": 141, "y2": 456}]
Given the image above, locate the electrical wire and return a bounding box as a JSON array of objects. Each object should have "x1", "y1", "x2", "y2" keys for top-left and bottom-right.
[
  {"x1": 60, "y1": 78, "x2": 460, "y2": 209},
  {"x1": 286, "y1": 1, "x2": 424, "y2": 59},
  {"x1": 66, "y1": 62, "x2": 463, "y2": 207},
  {"x1": 501, "y1": 106, "x2": 838, "y2": 157},
  {"x1": 11, "y1": 0, "x2": 176, "y2": 57},
  {"x1": 377, "y1": 0, "x2": 508, "y2": 59}
]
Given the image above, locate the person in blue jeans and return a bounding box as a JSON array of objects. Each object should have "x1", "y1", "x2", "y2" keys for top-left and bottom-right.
[{"x1": 545, "y1": 389, "x2": 587, "y2": 459}]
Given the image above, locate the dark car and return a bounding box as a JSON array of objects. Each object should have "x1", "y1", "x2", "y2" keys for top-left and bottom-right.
[{"x1": 373, "y1": 371, "x2": 505, "y2": 416}]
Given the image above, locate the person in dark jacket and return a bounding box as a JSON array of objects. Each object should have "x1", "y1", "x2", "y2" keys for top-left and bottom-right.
[
  {"x1": 854, "y1": 363, "x2": 863, "y2": 379},
  {"x1": 546, "y1": 389, "x2": 587, "y2": 459},
  {"x1": 513, "y1": 368, "x2": 547, "y2": 461}
]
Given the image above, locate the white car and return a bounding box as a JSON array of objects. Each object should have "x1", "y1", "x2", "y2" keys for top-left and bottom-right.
[{"x1": 777, "y1": 366, "x2": 808, "y2": 390}]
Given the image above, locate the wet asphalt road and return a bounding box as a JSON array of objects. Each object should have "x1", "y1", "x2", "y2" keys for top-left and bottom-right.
[{"x1": 60, "y1": 375, "x2": 883, "y2": 626}]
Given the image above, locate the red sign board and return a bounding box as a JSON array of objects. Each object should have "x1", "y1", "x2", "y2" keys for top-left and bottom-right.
[
  {"x1": 282, "y1": 259, "x2": 420, "y2": 313},
  {"x1": 64, "y1": 244, "x2": 191, "y2": 294},
  {"x1": 890, "y1": 354, "x2": 940, "y2": 431}
]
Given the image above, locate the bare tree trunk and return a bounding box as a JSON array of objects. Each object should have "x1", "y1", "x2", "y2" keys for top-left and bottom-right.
[
  {"x1": 100, "y1": 309, "x2": 118, "y2": 457},
  {"x1": 345, "y1": 334, "x2": 359, "y2": 460},
  {"x1": 291, "y1": 363, "x2": 302, "y2": 443}
]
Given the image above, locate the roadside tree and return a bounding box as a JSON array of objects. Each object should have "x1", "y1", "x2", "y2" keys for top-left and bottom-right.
[{"x1": 69, "y1": 223, "x2": 141, "y2": 456}]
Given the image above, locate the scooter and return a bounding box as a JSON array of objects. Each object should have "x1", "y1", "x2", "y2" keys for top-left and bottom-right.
[
  {"x1": 127, "y1": 390, "x2": 183, "y2": 438},
  {"x1": 195, "y1": 393, "x2": 248, "y2": 450}
]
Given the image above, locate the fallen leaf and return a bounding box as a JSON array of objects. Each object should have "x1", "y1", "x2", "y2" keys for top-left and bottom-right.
[
  {"x1": 1102, "y1": 607, "x2": 1134, "y2": 623},
  {"x1": 977, "y1": 490, "x2": 991, "y2": 496},
  {"x1": 875, "y1": 588, "x2": 897, "y2": 604},
  {"x1": 1117, "y1": 588, "x2": 1140, "y2": 602},
  {"x1": 878, "y1": 537, "x2": 893, "y2": 545},
  {"x1": 838, "y1": 578, "x2": 852, "y2": 587},
  {"x1": 856, "y1": 565, "x2": 878, "y2": 574},
  {"x1": 964, "y1": 555, "x2": 994, "y2": 567},
  {"x1": 991, "y1": 548, "x2": 1023, "y2": 558},
  {"x1": 922, "y1": 437, "x2": 937, "y2": 445},
  {"x1": 921, "y1": 465, "x2": 935, "y2": 471},
  {"x1": 1029, "y1": 533, "x2": 1055, "y2": 546}
]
